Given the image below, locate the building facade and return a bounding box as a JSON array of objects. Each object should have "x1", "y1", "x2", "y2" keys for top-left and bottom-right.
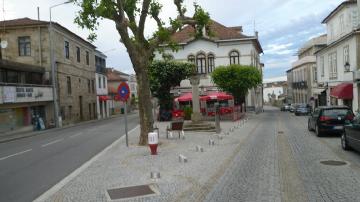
[
  {"x1": 106, "y1": 68, "x2": 129, "y2": 114},
  {"x1": 0, "y1": 60, "x2": 54, "y2": 134},
  {"x1": 0, "y1": 18, "x2": 97, "y2": 127},
  {"x1": 155, "y1": 20, "x2": 264, "y2": 112},
  {"x1": 288, "y1": 35, "x2": 326, "y2": 109},
  {"x1": 95, "y1": 50, "x2": 110, "y2": 119},
  {"x1": 315, "y1": 0, "x2": 360, "y2": 112}
]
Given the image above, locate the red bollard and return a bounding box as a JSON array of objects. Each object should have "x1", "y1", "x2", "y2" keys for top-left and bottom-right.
[{"x1": 148, "y1": 132, "x2": 158, "y2": 155}]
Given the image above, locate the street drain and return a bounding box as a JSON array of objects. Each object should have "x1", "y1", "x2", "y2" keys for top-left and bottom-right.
[
  {"x1": 320, "y1": 160, "x2": 347, "y2": 166},
  {"x1": 278, "y1": 131, "x2": 284, "y2": 134},
  {"x1": 107, "y1": 184, "x2": 158, "y2": 200}
]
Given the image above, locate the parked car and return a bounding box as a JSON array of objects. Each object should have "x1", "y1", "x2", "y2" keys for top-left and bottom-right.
[
  {"x1": 289, "y1": 104, "x2": 298, "y2": 113},
  {"x1": 341, "y1": 113, "x2": 360, "y2": 151},
  {"x1": 308, "y1": 106, "x2": 354, "y2": 137},
  {"x1": 281, "y1": 104, "x2": 291, "y2": 111},
  {"x1": 295, "y1": 104, "x2": 311, "y2": 116}
]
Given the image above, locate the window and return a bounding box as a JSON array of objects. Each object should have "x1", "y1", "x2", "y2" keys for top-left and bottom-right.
[
  {"x1": 88, "y1": 79, "x2": 91, "y2": 93},
  {"x1": 92, "y1": 79, "x2": 95, "y2": 93},
  {"x1": 67, "y1": 76, "x2": 72, "y2": 95},
  {"x1": 339, "y1": 14, "x2": 345, "y2": 34},
  {"x1": 18, "y1": 36, "x2": 31, "y2": 56},
  {"x1": 0, "y1": 69, "x2": 4, "y2": 82},
  {"x1": 98, "y1": 76, "x2": 101, "y2": 88},
  {"x1": 64, "y1": 41, "x2": 69, "y2": 59},
  {"x1": 61, "y1": 106, "x2": 65, "y2": 120},
  {"x1": 188, "y1": 55, "x2": 195, "y2": 63},
  {"x1": 208, "y1": 54, "x2": 215, "y2": 73},
  {"x1": 343, "y1": 45, "x2": 349, "y2": 71},
  {"x1": 229, "y1": 50, "x2": 239, "y2": 65},
  {"x1": 103, "y1": 76, "x2": 106, "y2": 89},
  {"x1": 7, "y1": 70, "x2": 19, "y2": 83},
  {"x1": 313, "y1": 65, "x2": 317, "y2": 82},
  {"x1": 76, "y1": 46, "x2": 81, "y2": 62},
  {"x1": 329, "y1": 52, "x2": 337, "y2": 79},
  {"x1": 89, "y1": 103, "x2": 92, "y2": 119},
  {"x1": 196, "y1": 53, "x2": 206, "y2": 74},
  {"x1": 68, "y1": 106, "x2": 72, "y2": 119},
  {"x1": 86, "y1": 51, "x2": 89, "y2": 65},
  {"x1": 320, "y1": 56, "x2": 324, "y2": 77}
]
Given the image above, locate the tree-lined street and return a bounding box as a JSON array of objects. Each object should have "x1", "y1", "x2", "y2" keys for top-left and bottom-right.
[{"x1": 0, "y1": 113, "x2": 139, "y2": 202}]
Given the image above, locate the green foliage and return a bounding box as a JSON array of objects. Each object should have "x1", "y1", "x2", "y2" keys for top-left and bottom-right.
[
  {"x1": 183, "y1": 106, "x2": 193, "y2": 120},
  {"x1": 149, "y1": 60, "x2": 195, "y2": 110},
  {"x1": 211, "y1": 65, "x2": 262, "y2": 104},
  {"x1": 193, "y1": 3, "x2": 211, "y2": 38}
]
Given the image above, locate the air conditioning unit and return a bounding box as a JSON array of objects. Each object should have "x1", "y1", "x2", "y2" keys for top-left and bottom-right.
[{"x1": 354, "y1": 71, "x2": 360, "y2": 81}]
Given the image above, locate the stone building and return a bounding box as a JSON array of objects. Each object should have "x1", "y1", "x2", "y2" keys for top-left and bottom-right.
[
  {"x1": 0, "y1": 18, "x2": 97, "y2": 126},
  {"x1": 287, "y1": 35, "x2": 326, "y2": 109},
  {"x1": 154, "y1": 20, "x2": 264, "y2": 112}
]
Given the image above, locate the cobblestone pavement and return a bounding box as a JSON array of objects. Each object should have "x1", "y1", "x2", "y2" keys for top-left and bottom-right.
[{"x1": 205, "y1": 107, "x2": 360, "y2": 202}]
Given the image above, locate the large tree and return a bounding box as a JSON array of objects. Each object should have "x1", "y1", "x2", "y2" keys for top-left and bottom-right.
[
  {"x1": 211, "y1": 65, "x2": 262, "y2": 105},
  {"x1": 149, "y1": 60, "x2": 194, "y2": 114},
  {"x1": 72, "y1": 0, "x2": 210, "y2": 145}
]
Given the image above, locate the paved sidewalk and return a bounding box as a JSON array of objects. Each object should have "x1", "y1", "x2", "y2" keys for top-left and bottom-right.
[{"x1": 36, "y1": 115, "x2": 257, "y2": 202}]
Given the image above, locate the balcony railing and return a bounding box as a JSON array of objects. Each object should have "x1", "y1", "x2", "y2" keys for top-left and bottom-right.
[
  {"x1": 292, "y1": 81, "x2": 308, "y2": 89},
  {"x1": 96, "y1": 65, "x2": 107, "y2": 74}
]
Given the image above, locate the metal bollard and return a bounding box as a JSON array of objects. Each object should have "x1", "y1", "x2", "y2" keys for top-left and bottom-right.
[
  {"x1": 179, "y1": 154, "x2": 188, "y2": 163},
  {"x1": 150, "y1": 171, "x2": 161, "y2": 179}
]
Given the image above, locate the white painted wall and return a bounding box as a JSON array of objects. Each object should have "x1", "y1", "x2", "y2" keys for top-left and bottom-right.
[{"x1": 95, "y1": 73, "x2": 109, "y2": 119}]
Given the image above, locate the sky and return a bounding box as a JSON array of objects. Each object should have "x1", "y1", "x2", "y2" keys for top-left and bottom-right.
[{"x1": 1, "y1": 0, "x2": 347, "y2": 80}]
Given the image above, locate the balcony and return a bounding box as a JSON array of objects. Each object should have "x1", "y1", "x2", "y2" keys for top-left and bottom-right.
[
  {"x1": 96, "y1": 65, "x2": 107, "y2": 74},
  {"x1": 0, "y1": 83, "x2": 53, "y2": 104},
  {"x1": 292, "y1": 81, "x2": 308, "y2": 89}
]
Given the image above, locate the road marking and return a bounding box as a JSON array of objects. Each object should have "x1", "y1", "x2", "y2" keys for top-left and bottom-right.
[
  {"x1": 69, "y1": 132, "x2": 84, "y2": 139},
  {"x1": 41, "y1": 139, "x2": 64, "y2": 148},
  {"x1": 0, "y1": 149, "x2": 32, "y2": 161},
  {"x1": 34, "y1": 124, "x2": 140, "y2": 202}
]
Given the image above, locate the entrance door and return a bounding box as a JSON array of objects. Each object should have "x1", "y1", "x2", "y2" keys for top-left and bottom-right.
[{"x1": 79, "y1": 96, "x2": 83, "y2": 120}]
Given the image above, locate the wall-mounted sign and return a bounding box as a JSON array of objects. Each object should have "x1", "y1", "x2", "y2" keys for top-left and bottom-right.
[
  {"x1": 3, "y1": 86, "x2": 16, "y2": 103},
  {"x1": 1, "y1": 86, "x2": 53, "y2": 104}
]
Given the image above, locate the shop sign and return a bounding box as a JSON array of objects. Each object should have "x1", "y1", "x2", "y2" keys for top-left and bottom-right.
[{"x1": 3, "y1": 86, "x2": 16, "y2": 103}]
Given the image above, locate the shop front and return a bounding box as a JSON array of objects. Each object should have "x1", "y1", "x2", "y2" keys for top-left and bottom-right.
[{"x1": 330, "y1": 83, "x2": 353, "y2": 110}]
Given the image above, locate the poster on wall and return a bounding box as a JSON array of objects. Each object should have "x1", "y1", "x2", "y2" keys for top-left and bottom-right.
[{"x1": 3, "y1": 86, "x2": 16, "y2": 103}]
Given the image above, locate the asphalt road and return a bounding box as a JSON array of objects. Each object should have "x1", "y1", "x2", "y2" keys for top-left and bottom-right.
[
  {"x1": 0, "y1": 113, "x2": 139, "y2": 202},
  {"x1": 206, "y1": 106, "x2": 360, "y2": 201}
]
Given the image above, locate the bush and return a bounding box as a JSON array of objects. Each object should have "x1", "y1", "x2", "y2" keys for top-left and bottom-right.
[{"x1": 183, "y1": 106, "x2": 193, "y2": 120}]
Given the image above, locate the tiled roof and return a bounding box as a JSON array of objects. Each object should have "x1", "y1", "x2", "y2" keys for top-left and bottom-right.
[
  {"x1": 171, "y1": 20, "x2": 252, "y2": 44},
  {"x1": 0, "y1": 18, "x2": 96, "y2": 48},
  {"x1": 106, "y1": 68, "x2": 129, "y2": 82},
  {"x1": 0, "y1": 17, "x2": 48, "y2": 27}
]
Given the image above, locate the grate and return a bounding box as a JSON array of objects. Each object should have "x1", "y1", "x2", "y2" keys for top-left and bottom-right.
[
  {"x1": 107, "y1": 184, "x2": 156, "y2": 200},
  {"x1": 320, "y1": 160, "x2": 347, "y2": 166},
  {"x1": 278, "y1": 131, "x2": 284, "y2": 134}
]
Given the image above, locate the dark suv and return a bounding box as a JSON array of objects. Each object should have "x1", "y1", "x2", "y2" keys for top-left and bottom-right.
[{"x1": 308, "y1": 106, "x2": 354, "y2": 137}]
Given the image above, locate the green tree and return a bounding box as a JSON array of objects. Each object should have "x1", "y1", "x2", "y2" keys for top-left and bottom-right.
[
  {"x1": 72, "y1": 0, "x2": 210, "y2": 145},
  {"x1": 149, "y1": 60, "x2": 194, "y2": 113},
  {"x1": 211, "y1": 65, "x2": 262, "y2": 105}
]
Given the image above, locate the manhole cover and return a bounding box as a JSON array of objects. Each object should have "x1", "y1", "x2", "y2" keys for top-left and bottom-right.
[
  {"x1": 107, "y1": 184, "x2": 157, "y2": 200},
  {"x1": 320, "y1": 160, "x2": 347, "y2": 166},
  {"x1": 278, "y1": 131, "x2": 284, "y2": 134}
]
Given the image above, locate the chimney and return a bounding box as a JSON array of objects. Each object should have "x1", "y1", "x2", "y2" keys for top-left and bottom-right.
[
  {"x1": 255, "y1": 31, "x2": 259, "y2": 38},
  {"x1": 37, "y1": 7, "x2": 40, "y2": 21}
]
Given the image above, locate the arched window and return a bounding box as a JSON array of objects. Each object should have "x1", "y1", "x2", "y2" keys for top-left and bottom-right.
[
  {"x1": 196, "y1": 53, "x2": 206, "y2": 74},
  {"x1": 229, "y1": 50, "x2": 240, "y2": 65},
  {"x1": 208, "y1": 54, "x2": 215, "y2": 73},
  {"x1": 188, "y1": 55, "x2": 195, "y2": 63}
]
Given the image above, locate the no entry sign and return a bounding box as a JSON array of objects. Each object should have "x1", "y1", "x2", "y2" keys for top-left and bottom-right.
[{"x1": 117, "y1": 82, "x2": 130, "y2": 102}]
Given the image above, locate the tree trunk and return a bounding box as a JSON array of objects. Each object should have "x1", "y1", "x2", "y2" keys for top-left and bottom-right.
[{"x1": 135, "y1": 66, "x2": 154, "y2": 146}]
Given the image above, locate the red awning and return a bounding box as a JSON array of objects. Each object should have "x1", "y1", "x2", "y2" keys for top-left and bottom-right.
[
  {"x1": 175, "y1": 93, "x2": 193, "y2": 102},
  {"x1": 99, "y1": 96, "x2": 110, "y2": 101},
  {"x1": 201, "y1": 92, "x2": 234, "y2": 101},
  {"x1": 330, "y1": 83, "x2": 353, "y2": 99}
]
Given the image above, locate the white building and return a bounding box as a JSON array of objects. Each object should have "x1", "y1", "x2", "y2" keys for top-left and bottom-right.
[
  {"x1": 155, "y1": 20, "x2": 264, "y2": 112},
  {"x1": 95, "y1": 51, "x2": 110, "y2": 119},
  {"x1": 315, "y1": 0, "x2": 360, "y2": 112}
]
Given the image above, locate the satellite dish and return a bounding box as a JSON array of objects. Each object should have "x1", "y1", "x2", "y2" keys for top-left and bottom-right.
[{"x1": 1, "y1": 40, "x2": 8, "y2": 48}]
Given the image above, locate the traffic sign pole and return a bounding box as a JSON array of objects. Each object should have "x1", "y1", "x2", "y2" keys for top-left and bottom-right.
[{"x1": 125, "y1": 101, "x2": 128, "y2": 147}]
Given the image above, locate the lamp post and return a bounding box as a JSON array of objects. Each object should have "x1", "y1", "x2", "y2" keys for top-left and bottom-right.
[{"x1": 49, "y1": 1, "x2": 71, "y2": 127}]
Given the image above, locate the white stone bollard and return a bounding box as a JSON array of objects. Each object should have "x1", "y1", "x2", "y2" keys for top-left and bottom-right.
[
  {"x1": 179, "y1": 154, "x2": 188, "y2": 163},
  {"x1": 209, "y1": 139, "x2": 215, "y2": 146}
]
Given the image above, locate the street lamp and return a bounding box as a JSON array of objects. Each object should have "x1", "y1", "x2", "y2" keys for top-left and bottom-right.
[
  {"x1": 49, "y1": 1, "x2": 72, "y2": 127},
  {"x1": 345, "y1": 62, "x2": 351, "y2": 72}
]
